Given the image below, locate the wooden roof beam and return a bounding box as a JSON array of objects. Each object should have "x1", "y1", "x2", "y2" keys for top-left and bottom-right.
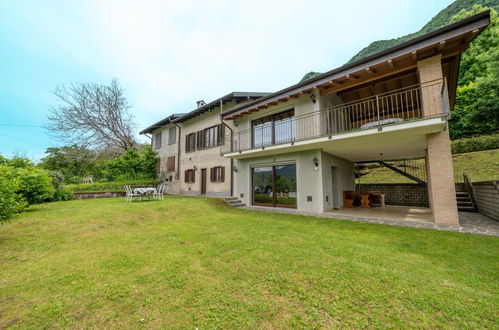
[{"x1": 365, "y1": 67, "x2": 376, "y2": 74}]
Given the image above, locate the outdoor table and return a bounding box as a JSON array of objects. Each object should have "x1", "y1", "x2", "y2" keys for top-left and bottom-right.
[{"x1": 133, "y1": 187, "x2": 156, "y2": 200}]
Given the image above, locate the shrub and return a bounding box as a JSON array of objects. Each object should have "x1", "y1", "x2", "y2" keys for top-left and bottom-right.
[
  {"x1": 17, "y1": 167, "x2": 56, "y2": 204},
  {"x1": 0, "y1": 164, "x2": 27, "y2": 222},
  {"x1": 451, "y1": 133, "x2": 499, "y2": 154}
]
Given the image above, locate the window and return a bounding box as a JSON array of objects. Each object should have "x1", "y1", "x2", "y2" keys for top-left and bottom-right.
[
  {"x1": 154, "y1": 132, "x2": 162, "y2": 149},
  {"x1": 168, "y1": 126, "x2": 177, "y2": 144},
  {"x1": 185, "y1": 133, "x2": 196, "y2": 152},
  {"x1": 210, "y1": 166, "x2": 225, "y2": 182},
  {"x1": 167, "y1": 156, "x2": 175, "y2": 171},
  {"x1": 252, "y1": 109, "x2": 295, "y2": 148},
  {"x1": 184, "y1": 169, "x2": 195, "y2": 183}
]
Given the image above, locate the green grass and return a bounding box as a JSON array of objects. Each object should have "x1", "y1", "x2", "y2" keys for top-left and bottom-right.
[
  {"x1": 1, "y1": 197, "x2": 498, "y2": 328},
  {"x1": 360, "y1": 149, "x2": 499, "y2": 183}
]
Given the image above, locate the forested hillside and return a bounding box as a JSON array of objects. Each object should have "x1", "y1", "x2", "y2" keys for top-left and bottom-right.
[{"x1": 347, "y1": 0, "x2": 499, "y2": 63}]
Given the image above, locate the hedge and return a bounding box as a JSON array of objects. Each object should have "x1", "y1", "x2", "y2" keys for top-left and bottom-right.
[
  {"x1": 451, "y1": 133, "x2": 499, "y2": 154},
  {"x1": 66, "y1": 180, "x2": 160, "y2": 193}
]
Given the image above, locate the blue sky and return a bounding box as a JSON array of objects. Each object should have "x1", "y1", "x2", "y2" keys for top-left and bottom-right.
[{"x1": 0, "y1": 0, "x2": 454, "y2": 161}]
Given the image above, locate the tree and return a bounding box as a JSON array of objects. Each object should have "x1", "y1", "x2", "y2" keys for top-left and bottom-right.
[
  {"x1": 449, "y1": 5, "x2": 499, "y2": 138},
  {"x1": 39, "y1": 145, "x2": 97, "y2": 182},
  {"x1": 47, "y1": 79, "x2": 137, "y2": 151}
]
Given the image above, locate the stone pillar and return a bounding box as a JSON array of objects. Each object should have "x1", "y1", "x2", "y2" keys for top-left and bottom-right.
[{"x1": 417, "y1": 55, "x2": 444, "y2": 117}]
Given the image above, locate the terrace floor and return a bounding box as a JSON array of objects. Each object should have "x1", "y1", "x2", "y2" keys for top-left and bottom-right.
[{"x1": 243, "y1": 205, "x2": 499, "y2": 236}]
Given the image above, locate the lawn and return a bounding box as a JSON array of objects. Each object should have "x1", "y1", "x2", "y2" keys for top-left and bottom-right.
[
  {"x1": 1, "y1": 197, "x2": 498, "y2": 328},
  {"x1": 360, "y1": 149, "x2": 499, "y2": 183}
]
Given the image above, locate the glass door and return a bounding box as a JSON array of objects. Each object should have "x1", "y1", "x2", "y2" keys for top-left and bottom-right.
[
  {"x1": 252, "y1": 164, "x2": 297, "y2": 208},
  {"x1": 252, "y1": 167, "x2": 274, "y2": 206}
]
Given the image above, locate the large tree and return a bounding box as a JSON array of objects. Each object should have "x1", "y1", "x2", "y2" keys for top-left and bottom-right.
[{"x1": 47, "y1": 79, "x2": 137, "y2": 151}]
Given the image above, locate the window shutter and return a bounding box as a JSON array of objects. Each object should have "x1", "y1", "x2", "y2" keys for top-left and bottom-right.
[
  {"x1": 184, "y1": 170, "x2": 188, "y2": 183},
  {"x1": 210, "y1": 168, "x2": 214, "y2": 182},
  {"x1": 192, "y1": 170, "x2": 195, "y2": 183},
  {"x1": 221, "y1": 166, "x2": 225, "y2": 182}
]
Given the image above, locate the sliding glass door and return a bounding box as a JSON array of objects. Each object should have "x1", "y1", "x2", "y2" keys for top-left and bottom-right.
[{"x1": 252, "y1": 164, "x2": 297, "y2": 208}]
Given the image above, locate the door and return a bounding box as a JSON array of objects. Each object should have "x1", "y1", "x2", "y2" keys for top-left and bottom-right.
[
  {"x1": 201, "y1": 169, "x2": 207, "y2": 194},
  {"x1": 252, "y1": 164, "x2": 296, "y2": 208}
]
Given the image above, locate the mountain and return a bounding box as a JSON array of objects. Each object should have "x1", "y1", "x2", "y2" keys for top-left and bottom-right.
[
  {"x1": 299, "y1": 0, "x2": 499, "y2": 82},
  {"x1": 347, "y1": 0, "x2": 499, "y2": 63}
]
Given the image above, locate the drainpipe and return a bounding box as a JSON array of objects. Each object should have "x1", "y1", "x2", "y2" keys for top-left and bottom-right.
[
  {"x1": 220, "y1": 99, "x2": 234, "y2": 197},
  {"x1": 174, "y1": 123, "x2": 182, "y2": 181}
]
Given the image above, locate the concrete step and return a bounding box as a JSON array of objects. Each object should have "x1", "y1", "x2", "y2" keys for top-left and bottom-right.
[
  {"x1": 456, "y1": 191, "x2": 469, "y2": 196},
  {"x1": 230, "y1": 203, "x2": 246, "y2": 207},
  {"x1": 228, "y1": 200, "x2": 243, "y2": 205},
  {"x1": 456, "y1": 196, "x2": 470, "y2": 201},
  {"x1": 224, "y1": 197, "x2": 239, "y2": 201},
  {"x1": 457, "y1": 201, "x2": 473, "y2": 207},
  {"x1": 458, "y1": 206, "x2": 478, "y2": 212}
]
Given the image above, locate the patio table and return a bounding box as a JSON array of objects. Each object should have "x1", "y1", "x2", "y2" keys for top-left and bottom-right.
[{"x1": 133, "y1": 187, "x2": 156, "y2": 199}]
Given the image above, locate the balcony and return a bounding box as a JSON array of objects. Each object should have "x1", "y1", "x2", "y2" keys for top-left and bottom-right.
[{"x1": 222, "y1": 80, "x2": 449, "y2": 158}]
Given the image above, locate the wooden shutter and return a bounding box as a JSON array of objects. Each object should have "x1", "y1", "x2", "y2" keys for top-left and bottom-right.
[
  {"x1": 210, "y1": 168, "x2": 214, "y2": 182},
  {"x1": 167, "y1": 156, "x2": 175, "y2": 171},
  {"x1": 184, "y1": 170, "x2": 188, "y2": 183},
  {"x1": 192, "y1": 170, "x2": 195, "y2": 183},
  {"x1": 220, "y1": 166, "x2": 225, "y2": 182}
]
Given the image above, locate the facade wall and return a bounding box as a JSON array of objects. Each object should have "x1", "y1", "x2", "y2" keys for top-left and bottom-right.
[
  {"x1": 233, "y1": 149, "x2": 354, "y2": 212},
  {"x1": 152, "y1": 123, "x2": 181, "y2": 194},
  {"x1": 179, "y1": 103, "x2": 235, "y2": 196}
]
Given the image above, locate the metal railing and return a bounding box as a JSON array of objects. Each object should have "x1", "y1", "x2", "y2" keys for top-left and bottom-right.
[{"x1": 222, "y1": 80, "x2": 446, "y2": 155}]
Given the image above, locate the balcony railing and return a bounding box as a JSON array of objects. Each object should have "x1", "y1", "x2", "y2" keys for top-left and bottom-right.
[{"x1": 222, "y1": 80, "x2": 446, "y2": 155}]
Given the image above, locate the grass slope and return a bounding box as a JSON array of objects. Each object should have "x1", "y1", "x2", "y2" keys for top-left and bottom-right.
[
  {"x1": 1, "y1": 197, "x2": 498, "y2": 328},
  {"x1": 359, "y1": 149, "x2": 499, "y2": 183}
]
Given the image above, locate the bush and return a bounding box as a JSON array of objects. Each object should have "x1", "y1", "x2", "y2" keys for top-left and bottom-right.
[
  {"x1": 66, "y1": 180, "x2": 160, "y2": 193},
  {"x1": 52, "y1": 187, "x2": 74, "y2": 201},
  {"x1": 451, "y1": 133, "x2": 499, "y2": 154},
  {"x1": 104, "y1": 146, "x2": 158, "y2": 181},
  {"x1": 0, "y1": 164, "x2": 27, "y2": 222},
  {"x1": 16, "y1": 167, "x2": 56, "y2": 204}
]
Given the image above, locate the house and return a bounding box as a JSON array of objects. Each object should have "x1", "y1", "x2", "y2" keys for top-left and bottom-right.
[
  {"x1": 141, "y1": 10, "x2": 490, "y2": 226},
  {"x1": 219, "y1": 11, "x2": 490, "y2": 226},
  {"x1": 140, "y1": 92, "x2": 270, "y2": 196}
]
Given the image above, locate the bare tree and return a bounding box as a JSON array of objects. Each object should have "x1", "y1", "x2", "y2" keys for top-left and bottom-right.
[{"x1": 47, "y1": 79, "x2": 136, "y2": 151}]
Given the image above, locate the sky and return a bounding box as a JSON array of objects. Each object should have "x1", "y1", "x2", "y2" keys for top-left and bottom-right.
[{"x1": 0, "y1": 0, "x2": 455, "y2": 161}]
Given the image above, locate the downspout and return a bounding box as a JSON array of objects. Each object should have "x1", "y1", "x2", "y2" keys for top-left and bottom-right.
[
  {"x1": 174, "y1": 123, "x2": 182, "y2": 181},
  {"x1": 220, "y1": 99, "x2": 234, "y2": 197}
]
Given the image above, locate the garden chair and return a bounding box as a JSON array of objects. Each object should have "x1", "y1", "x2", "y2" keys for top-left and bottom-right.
[
  {"x1": 153, "y1": 183, "x2": 165, "y2": 201},
  {"x1": 125, "y1": 185, "x2": 141, "y2": 202}
]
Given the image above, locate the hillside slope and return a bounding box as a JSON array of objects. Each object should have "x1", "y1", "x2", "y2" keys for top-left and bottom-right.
[{"x1": 347, "y1": 0, "x2": 498, "y2": 63}]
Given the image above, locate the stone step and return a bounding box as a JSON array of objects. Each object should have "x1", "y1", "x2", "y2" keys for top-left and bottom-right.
[
  {"x1": 224, "y1": 197, "x2": 239, "y2": 201},
  {"x1": 457, "y1": 201, "x2": 473, "y2": 207},
  {"x1": 456, "y1": 191, "x2": 469, "y2": 196},
  {"x1": 456, "y1": 195, "x2": 470, "y2": 200},
  {"x1": 228, "y1": 200, "x2": 243, "y2": 205}
]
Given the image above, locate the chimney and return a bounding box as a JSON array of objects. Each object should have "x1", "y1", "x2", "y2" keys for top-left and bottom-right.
[{"x1": 196, "y1": 100, "x2": 206, "y2": 108}]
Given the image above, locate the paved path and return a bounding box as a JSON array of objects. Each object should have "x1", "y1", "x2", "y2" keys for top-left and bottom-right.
[{"x1": 242, "y1": 206, "x2": 499, "y2": 237}]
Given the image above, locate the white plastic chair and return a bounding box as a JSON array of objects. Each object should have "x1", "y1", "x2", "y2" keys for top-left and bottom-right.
[
  {"x1": 153, "y1": 184, "x2": 165, "y2": 201},
  {"x1": 125, "y1": 185, "x2": 141, "y2": 202}
]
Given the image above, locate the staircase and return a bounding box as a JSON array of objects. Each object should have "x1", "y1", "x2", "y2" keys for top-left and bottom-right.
[
  {"x1": 224, "y1": 197, "x2": 246, "y2": 208},
  {"x1": 456, "y1": 191, "x2": 477, "y2": 212}
]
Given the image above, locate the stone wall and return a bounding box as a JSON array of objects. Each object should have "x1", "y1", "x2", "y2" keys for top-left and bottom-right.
[
  {"x1": 472, "y1": 181, "x2": 499, "y2": 221},
  {"x1": 356, "y1": 183, "x2": 429, "y2": 207},
  {"x1": 74, "y1": 192, "x2": 126, "y2": 199}
]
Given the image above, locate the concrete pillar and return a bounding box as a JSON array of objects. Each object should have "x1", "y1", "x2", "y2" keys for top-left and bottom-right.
[
  {"x1": 417, "y1": 55, "x2": 444, "y2": 117},
  {"x1": 426, "y1": 128, "x2": 459, "y2": 225}
]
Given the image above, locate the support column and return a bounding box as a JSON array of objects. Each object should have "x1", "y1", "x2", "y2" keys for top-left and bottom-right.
[
  {"x1": 426, "y1": 129, "x2": 459, "y2": 225},
  {"x1": 418, "y1": 55, "x2": 459, "y2": 226}
]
